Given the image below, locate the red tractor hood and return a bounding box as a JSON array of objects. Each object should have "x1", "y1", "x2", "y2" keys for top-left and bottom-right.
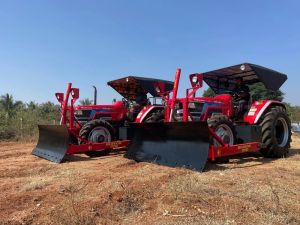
[
  {"x1": 75, "y1": 101, "x2": 124, "y2": 110},
  {"x1": 107, "y1": 76, "x2": 174, "y2": 101}
]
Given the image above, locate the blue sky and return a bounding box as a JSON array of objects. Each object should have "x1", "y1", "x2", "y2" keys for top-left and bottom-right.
[{"x1": 0, "y1": 0, "x2": 300, "y2": 105}]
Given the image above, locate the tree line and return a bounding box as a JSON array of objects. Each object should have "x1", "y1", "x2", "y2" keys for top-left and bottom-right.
[
  {"x1": 0, "y1": 94, "x2": 60, "y2": 140},
  {"x1": 1, "y1": 83, "x2": 300, "y2": 140},
  {"x1": 0, "y1": 94, "x2": 96, "y2": 140}
]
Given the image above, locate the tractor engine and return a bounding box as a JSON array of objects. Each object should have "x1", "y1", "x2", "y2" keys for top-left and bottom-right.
[
  {"x1": 74, "y1": 101, "x2": 128, "y2": 125},
  {"x1": 173, "y1": 95, "x2": 233, "y2": 122}
]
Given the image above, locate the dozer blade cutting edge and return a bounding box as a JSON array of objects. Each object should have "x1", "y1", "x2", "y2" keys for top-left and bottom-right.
[
  {"x1": 32, "y1": 125, "x2": 70, "y2": 163},
  {"x1": 125, "y1": 122, "x2": 210, "y2": 172}
]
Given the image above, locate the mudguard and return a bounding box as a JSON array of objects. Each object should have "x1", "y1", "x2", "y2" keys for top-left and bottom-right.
[{"x1": 244, "y1": 100, "x2": 286, "y2": 124}]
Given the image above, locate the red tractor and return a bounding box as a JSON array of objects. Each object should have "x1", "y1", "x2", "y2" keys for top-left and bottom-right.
[
  {"x1": 126, "y1": 63, "x2": 292, "y2": 171},
  {"x1": 32, "y1": 76, "x2": 173, "y2": 163}
]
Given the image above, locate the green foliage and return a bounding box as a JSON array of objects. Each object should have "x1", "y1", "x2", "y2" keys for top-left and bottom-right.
[
  {"x1": 0, "y1": 95, "x2": 60, "y2": 140},
  {"x1": 0, "y1": 90, "x2": 299, "y2": 141},
  {"x1": 286, "y1": 104, "x2": 300, "y2": 122},
  {"x1": 79, "y1": 98, "x2": 93, "y2": 105},
  {"x1": 27, "y1": 101, "x2": 38, "y2": 110},
  {"x1": 0, "y1": 93, "x2": 25, "y2": 118},
  {"x1": 249, "y1": 83, "x2": 284, "y2": 101},
  {"x1": 202, "y1": 83, "x2": 284, "y2": 101},
  {"x1": 202, "y1": 88, "x2": 215, "y2": 97}
]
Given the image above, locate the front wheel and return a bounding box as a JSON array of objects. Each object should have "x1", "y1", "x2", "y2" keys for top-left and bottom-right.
[
  {"x1": 208, "y1": 115, "x2": 236, "y2": 147},
  {"x1": 79, "y1": 119, "x2": 115, "y2": 157},
  {"x1": 260, "y1": 106, "x2": 291, "y2": 158}
]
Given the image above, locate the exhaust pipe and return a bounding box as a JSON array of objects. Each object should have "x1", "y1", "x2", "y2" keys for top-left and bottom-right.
[{"x1": 93, "y1": 85, "x2": 97, "y2": 105}]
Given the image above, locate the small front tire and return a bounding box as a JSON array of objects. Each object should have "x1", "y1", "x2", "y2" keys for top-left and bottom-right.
[
  {"x1": 208, "y1": 115, "x2": 237, "y2": 147},
  {"x1": 79, "y1": 119, "x2": 115, "y2": 157}
]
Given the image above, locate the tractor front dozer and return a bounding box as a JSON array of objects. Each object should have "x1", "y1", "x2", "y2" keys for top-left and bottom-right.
[
  {"x1": 32, "y1": 125, "x2": 129, "y2": 163},
  {"x1": 32, "y1": 124, "x2": 129, "y2": 163},
  {"x1": 126, "y1": 69, "x2": 210, "y2": 171},
  {"x1": 32, "y1": 125, "x2": 70, "y2": 163},
  {"x1": 32, "y1": 83, "x2": 130, "y2": 163},
  {"x1": 125, "y1": 122, "x2": 210, "y2": 171}
]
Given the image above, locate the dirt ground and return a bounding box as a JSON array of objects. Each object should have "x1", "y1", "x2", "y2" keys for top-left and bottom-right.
[{"x1": 0, "y1": 136, "x2": 299, "y2": 225}]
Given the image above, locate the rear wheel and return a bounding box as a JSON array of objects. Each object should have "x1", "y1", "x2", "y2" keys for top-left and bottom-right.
[
  {"x1": 260, "y1": 106, "x2": 291, "y2": 158},
  {"x1": 79, "y1": 119, "x2": 115, "y2": 157}
]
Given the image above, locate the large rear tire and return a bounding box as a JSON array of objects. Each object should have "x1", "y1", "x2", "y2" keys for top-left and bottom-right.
[
  {"x1": 259, "y1": 106, "x2": 291, "y2": 158},
  {"x1": 79, "y1": 119, "x2": 115, "y2": 157}
]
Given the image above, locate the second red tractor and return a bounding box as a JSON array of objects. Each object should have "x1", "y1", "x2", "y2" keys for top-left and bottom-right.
[
  {"x1": 126, "y1": 63, "x2": 291, "y2": 171},
  {"x1": 32, "y1": 76, "x2": 173, "y2": 162}
]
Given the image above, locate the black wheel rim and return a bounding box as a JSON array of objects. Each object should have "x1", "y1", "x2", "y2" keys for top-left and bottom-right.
[{"x1": 88, "y1": 127, "x2": 111, "y2": 143}]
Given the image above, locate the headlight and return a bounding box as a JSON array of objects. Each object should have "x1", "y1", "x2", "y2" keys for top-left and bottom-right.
[
  {"x1": 155, "y1": 86, "x2": 161, "y2": 93},
  {"x1": 74, "y1": 110, "x2": 83, "y2": 116},
  {"x1": 192, "y1": 76, "x2": 198, "y2": 84}
]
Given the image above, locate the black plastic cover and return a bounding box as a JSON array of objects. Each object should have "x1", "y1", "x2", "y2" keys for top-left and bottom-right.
[
  {"x1": 125, "y1": 122, "x2": 210, "y2": 172},
  {"x1": 236, "y1": 125, "x2": 262, "y2": 144},
  {"x1": 107, "y1": 76, "x2": 174, "y2": 101},
  {"x1": 202, "y1": 63, "x2": 287, "y2": 93}
]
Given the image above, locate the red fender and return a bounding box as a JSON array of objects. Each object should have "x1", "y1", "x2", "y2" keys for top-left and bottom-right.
[
  {"x1": 135, "y1": 105, "x2": 164, "y2": 123},
  {"x1": 243, "y1": 100, "x2": 286, "y2": 124}
]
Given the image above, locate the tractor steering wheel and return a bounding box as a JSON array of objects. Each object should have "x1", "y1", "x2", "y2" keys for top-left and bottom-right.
[
  {"x1": 220, "y1": 90, "x2": 234, "y2": 95},
  {"x1": 122, "y1": 98, "x2": 130, "y2": 108}
]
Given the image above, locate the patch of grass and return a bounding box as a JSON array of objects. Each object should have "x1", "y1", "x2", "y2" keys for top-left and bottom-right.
[
  {"x1": 49, "y1": 175, "x2": 97, "y2": 225},
  {"x1": 112, "y1": 182, "x2": 142, "y2": 216},
  {"x1": 163, "y1": 170, "x2": 300, "y2": 225},
  {"x1": 22, "y1": 176, "x2": 53, "y2": 191},
  {"x1": 167, "y1": 172, "x2": 219, "y2": 198},
  {"x1": 49, "y1": 205, "x2": 96, "y2": 225}
]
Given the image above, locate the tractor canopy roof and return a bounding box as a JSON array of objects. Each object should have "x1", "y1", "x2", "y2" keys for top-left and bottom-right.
[
  {"x1": 202, "y1": 63, "x2": 287, "y2": 93},
  {"x1": 107, "y1": 76, "x2": 174, "y2": 101}
]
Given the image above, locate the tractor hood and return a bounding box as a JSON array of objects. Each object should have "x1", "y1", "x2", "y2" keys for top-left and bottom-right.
[
  {"x1": 107, "y1": 76, "x2": 174, "y2": 101},
  {"x1": 202, "y1": 63, "x2": 287, "y2": 93}
]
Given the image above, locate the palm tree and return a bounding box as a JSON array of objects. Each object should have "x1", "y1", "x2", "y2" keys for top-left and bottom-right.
[
  {"x1": 79, "y1": 98, "x2": 93, "y2": 105},
  {"x1": 0, "y1": 94, "x2": 24, "y2": 118}
]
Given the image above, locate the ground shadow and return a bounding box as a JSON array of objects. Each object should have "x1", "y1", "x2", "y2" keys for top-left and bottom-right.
[
  {"x1": 204, "y1": 147, "x2": 299, "y2": 172},
  {"x1": 64, "y1": 155, "x2": 94, "y2": 162},
  {"x1": 288, "y1": 147, "x2": 300, "y2": 157},
  {"x1": 64, "y1": 149, "x2": 126, "y2": 163},
  {"x1": 204, "y1": 153, "x2": 266, "y2": 171}
]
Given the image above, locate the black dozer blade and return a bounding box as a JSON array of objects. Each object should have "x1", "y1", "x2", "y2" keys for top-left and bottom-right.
[
  {"x1": 32, "y1": 125, "x2": 70, "y2": 163},
  {"x1": 125, "y1": 122, "x2": 210, "y2": 172}
]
